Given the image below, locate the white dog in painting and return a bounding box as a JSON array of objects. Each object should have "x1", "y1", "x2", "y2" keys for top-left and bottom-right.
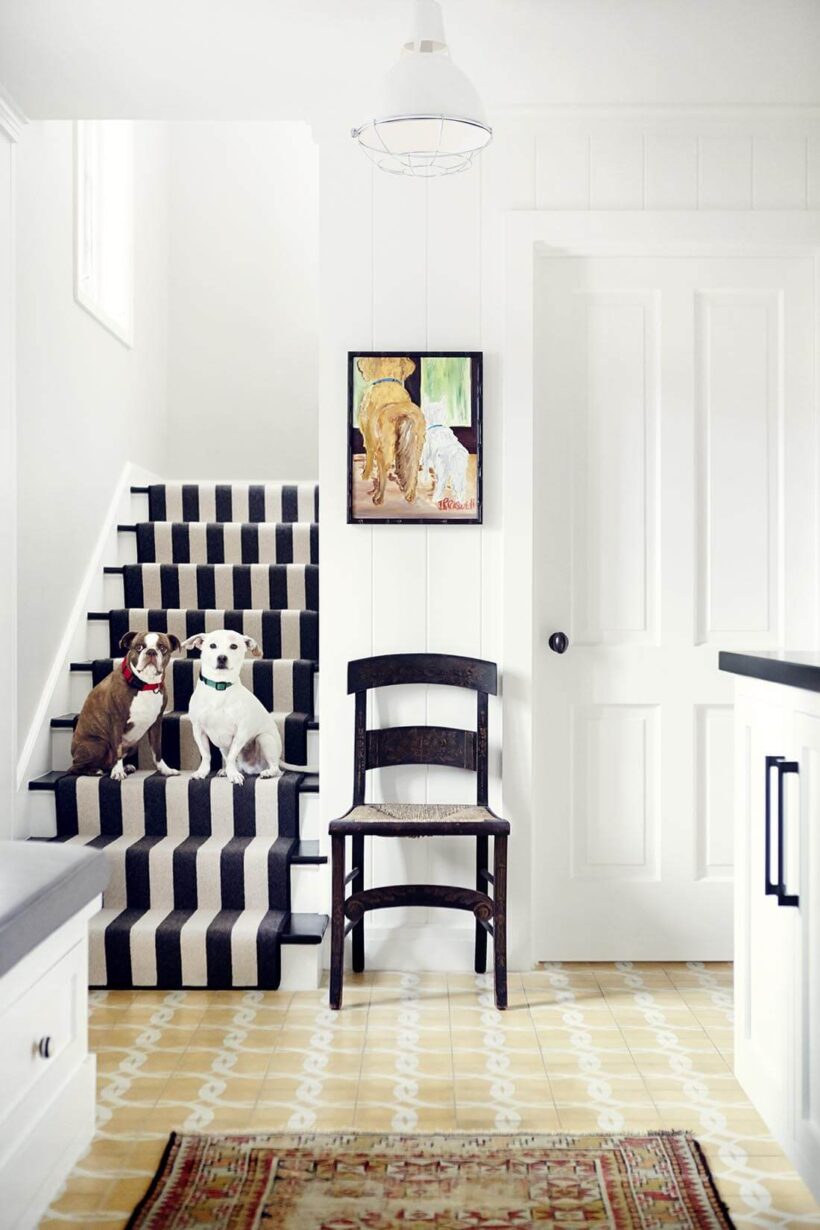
[{"x1": 420, "y1": 401, "x2": 469, "y2": 505}]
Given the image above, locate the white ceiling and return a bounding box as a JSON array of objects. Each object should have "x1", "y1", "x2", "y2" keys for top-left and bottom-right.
[{"x1": 1, "y1": 0, "x2": 819, "y2": 122}]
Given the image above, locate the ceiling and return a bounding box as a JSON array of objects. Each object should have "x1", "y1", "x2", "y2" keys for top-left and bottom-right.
[{"x1": 1, "y1": 0, "x2": 820, "y2": 123}]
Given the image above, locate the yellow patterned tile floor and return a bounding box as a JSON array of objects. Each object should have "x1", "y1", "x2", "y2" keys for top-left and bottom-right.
[{"x1": 42, "y1": 963, "x2": 820, "y2": 1228}]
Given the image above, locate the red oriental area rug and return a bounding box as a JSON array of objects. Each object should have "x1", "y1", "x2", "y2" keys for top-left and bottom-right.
[{"x1": 127, "y1": 1131, "x2": 735, "y2": 1229}]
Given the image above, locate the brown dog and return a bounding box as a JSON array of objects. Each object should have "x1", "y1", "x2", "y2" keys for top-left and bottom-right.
[
  {"x1": 357, "y1": 356, "x2": 426, "y2": 505},
  {"x1": 70, "y1": 631, "x2": 180, "y2": 780}
]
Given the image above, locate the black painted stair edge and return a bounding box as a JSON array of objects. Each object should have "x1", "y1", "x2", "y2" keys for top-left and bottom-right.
[
  {"x1": 29, "y1": 767, "x2": 320, "y2": 793},
  {"x1": 52, "y1": 708, "x2": 318, "y2": 731},
  {"x1": 282, "y1": 913, "x2": 328, "y2": 944}
]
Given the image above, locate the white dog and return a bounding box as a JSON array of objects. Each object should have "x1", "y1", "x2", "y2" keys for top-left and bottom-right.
[
  {"x1": 181, "y1": 629, "x2": 282, "y2": 785},
  {"x1": 420, "y1": 400, "x2": 469, "y2": 504}
]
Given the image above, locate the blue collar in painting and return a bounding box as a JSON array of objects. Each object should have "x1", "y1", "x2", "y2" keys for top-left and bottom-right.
[
  {"x1": 201, "y1": 674, "x2": 235, "y2": 691},
  {"x1": 370, "y1": 377, "x2": 404, "y2": 385},
  {"x1": 426, "y1": 424, "x2": 445, "y2": 430}
]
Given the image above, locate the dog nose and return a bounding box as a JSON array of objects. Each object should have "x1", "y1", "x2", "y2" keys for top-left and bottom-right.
[
  {"x1": 217, "y1": 654, "x2": 228, "y2": 668},
  {"x1": 144, "y1": 647, "x2": 158, "y2": 657}
]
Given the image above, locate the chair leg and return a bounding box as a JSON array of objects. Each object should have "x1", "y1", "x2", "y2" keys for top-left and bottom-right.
[
  {"x1": 351, "y1": 833, "x2": 365, "y2": 973},
  {"x1": 493, "y1": 833, "x2": 508, "y2": 1010},
  {"x1": 474, "y1": 834, "x2": 488, "y2": 974},
  {"x1": 329, "y1": 833, "x2": 346, "y2": 1010}
]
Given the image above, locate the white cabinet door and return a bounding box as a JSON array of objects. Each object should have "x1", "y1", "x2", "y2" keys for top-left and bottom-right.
[
  {"x1": 793, "y1": 707, "x2": 820, "y2": 1200},
  {"x1": 535, "y1": 255, "x2": 816, "y2": 959},
  {"x1": 734, "y1": 683, "x2": 799, "y2": 1148}
]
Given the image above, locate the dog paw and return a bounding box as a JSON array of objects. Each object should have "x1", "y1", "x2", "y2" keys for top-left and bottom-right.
[
  {"x1": 224, "y1": 768, "x2": 244, "y2": 786},
  {"x1": 110, "y1": 763, "x2": 127, "y2": 782},
  {"x1": 157, "y1": 761, "x2": 179, "y2": 777},
  {"x1": 259, "y1": 767, "x2": 282, "y2": 779},
  {"x1": 193, "y1": 766, "x2": 210, "y2": 780},
  {"x1": 125, "y1": 764, "x2": 137, "y2": 775}
]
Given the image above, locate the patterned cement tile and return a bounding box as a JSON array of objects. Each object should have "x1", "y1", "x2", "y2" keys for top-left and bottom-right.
[{"x1": 40, "y1": 963, "x2": 820, "y2": 1229}]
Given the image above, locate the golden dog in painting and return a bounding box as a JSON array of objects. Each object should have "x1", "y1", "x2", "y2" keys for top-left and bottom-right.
[{"x1": 357, "y1": 356, "x2": 426, "y2": 506}]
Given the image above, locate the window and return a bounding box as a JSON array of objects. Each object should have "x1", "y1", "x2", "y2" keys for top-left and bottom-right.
[{"x1": 74, "y1": 121, "x2": 134, "y2": 346}]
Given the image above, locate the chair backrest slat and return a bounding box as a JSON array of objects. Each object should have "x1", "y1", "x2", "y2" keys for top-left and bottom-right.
[
  {"x1": 349, "y1": 652, "x2": 497, "y2": 695},
  {"x1": 348, "y1": 652, "x2": 497, "y2": 809},
  {"x1": 367, "y1": 726, "x2": 476, "y2": 771}
]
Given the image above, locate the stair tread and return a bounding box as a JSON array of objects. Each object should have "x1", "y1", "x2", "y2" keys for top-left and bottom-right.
[
  {"x1": 29, "y1": 768, "x2": 320, "y2": 792},
  {"x1": 70, "y1": 657, "x2": 317, "y2": 671},
  {"x1": 90, "y1": 903, "x2": 328, "y2": 943},
  {"x1": 49, "y1": 831, "x2": 326, "y2": 864},
  {"x1": 53, "y1": 708, "x2": 319, "y2": 724}
]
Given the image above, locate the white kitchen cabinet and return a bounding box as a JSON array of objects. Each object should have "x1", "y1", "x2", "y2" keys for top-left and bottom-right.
[
  {"x1": 724, "y1": 656, "x2": 820, "y2": 1200},
  {"x1": 0, "y1": 843, "x2": 107, "y2": 1230}
]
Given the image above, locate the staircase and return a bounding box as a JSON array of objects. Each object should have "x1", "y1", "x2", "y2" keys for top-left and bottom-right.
[{"x1": 28, "y1": 481, "x2": 328, "y2": 990}]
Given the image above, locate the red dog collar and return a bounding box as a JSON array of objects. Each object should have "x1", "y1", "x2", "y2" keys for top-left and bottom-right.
[{"x1": 121, "y1": 659, "x2": 162, "y2": 691}]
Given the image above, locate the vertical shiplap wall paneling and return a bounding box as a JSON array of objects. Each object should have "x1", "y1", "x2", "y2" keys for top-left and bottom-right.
[
  {"x1": 317, "y1": 130, "x2": 374, "y2": 847},
  {"x1": 425, "y1": 166, "x2": 483, "y2": 917},
  {"x1": 481, "y1": 126, "x2": 536, "y2": 820},
  {"x1": 369, "y1": 171, "x2": 430, "y2": 933}
]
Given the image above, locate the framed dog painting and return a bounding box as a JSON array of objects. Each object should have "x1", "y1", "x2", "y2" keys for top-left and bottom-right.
[{"x1": 348, "y1": 351, "x2": 483, "y2": 524}]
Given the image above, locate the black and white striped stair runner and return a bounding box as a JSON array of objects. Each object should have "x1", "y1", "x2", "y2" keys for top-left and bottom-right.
[
  {"x1": 30, "y1": 480, "x2": 325, "y2": 989},
  {"x1": 120, "y1": 563, "x2": 319, "y2": 611},
  {"x1": 145, "y1": 482, "x2": 318, "y2": 524},
  {"x1": 133, "y1": 521, "x2": 319, "y2": 564},
  {"x1": 102, "y1": 609, "x2": 318, "y2": 661}
]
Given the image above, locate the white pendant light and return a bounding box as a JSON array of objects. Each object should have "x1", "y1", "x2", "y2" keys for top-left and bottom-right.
[{"x1": 352, "y1": 0, "x2": 492, "y2": 177}]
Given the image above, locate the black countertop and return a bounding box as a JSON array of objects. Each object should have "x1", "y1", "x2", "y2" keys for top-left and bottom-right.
[{"x1": 719, "y1": 651, "x2": 820, "y2": 693}]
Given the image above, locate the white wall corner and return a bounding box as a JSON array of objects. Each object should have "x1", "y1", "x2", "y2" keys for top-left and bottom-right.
[
  {"x1": 14, "y1": 460, "x2": 159, "y2": 837},
  {"x1": 0, "y1": 83, "x2": 26, "y2": 143}
]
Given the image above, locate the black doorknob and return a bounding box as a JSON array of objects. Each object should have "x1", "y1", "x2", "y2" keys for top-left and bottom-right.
[{"x1": 548, "y1": 632, "x2": 569, "y2": 654}]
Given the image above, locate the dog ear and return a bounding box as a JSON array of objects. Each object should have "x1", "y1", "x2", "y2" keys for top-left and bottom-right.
[
  {"x1": 180, "y1": 634, "x2": 204, "y2": 652},
  {"x1": 119, "y1": 632, "x2": 137, "y2": 652},
  {"x1": 243, "y1": 636, "x2": 262, "y2": 658},
  {"x1": 357, "y1": 357, "x2": 380, "y2": 382},
  {"x1": 166, "y1": 634, "x2": 181, "y2": 654},
  {"x1": 400, "y1": 357, "x2": 416, "y2": 379}
]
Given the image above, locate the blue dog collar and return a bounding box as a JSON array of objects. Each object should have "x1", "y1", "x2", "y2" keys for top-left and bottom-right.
[{"x1": 370, "y1": 377, "x2": 404, "y2": 385}]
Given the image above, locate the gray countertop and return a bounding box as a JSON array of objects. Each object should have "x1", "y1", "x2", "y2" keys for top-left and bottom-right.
[
  {"x1": 719, "y1": 650, "x2": 820, "y2": 693},
  {"x1": 0, "y1": 841, "x2": 109, "y2": 978}
]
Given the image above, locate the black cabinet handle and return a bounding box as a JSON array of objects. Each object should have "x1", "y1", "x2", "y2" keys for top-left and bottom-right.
[
  {"x1": 764, "y1": 756, "x2": 784, "y2": 898},
  {"x1": 548, "y1": 632, "x2": 569, "y2": 654},
  {"x1": 764, "y1": 755, "x2": 800, "y2": 908}
]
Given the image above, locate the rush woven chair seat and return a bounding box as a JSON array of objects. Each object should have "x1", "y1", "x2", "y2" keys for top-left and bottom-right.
[{"x1": 329, "y1": 652, "x2": 509, "y2": 1010}]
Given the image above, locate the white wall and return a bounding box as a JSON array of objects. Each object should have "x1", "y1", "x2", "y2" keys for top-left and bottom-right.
[
  {"x1": 165, "y1": 122, "x2": 318, "y2": 480},
  {"x1": 318, "y1": 107, "x2": 820, "y2": 970},
  {"x1": 0, "y1": 101, "x2": 20, "y2": 838},
  {"x1": 15, "y1": 120, "x2": 169, "y2": 741}
]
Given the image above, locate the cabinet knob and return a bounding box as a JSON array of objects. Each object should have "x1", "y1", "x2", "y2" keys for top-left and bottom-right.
[
  {"x1": 548, "y1": 632, "x2": 569, "y2": 654},
  {"x1": 37, "y1": 1036, "x2": 53, "y2": 1059}
]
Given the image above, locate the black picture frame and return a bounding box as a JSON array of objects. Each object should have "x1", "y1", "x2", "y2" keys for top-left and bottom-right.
[{"x1": 347, "y1": 350, "x2": 483, "y2": 525}]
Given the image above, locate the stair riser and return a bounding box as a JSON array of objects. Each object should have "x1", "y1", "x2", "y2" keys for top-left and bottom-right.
[
  {"x1": 87, "y1": 843, "x2": 326, "y2": 913},
  {"x1": 87, "y1": 924, "x2": 327, "y2": 990},
  {"x1": 51, "y1": 725, "x2": 319, "y2": 773},
  {"x1": 28, "y1": 785, "x2": 321, "y2": 842},
  {"x1": 123, "y1": 522, "x2": 319, "y2": 566},
  {"x1": 69, "y1": 660, "x2": 320, "y2": 717}
]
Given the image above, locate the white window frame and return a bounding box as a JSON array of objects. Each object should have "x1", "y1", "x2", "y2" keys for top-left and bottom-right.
[{"x1": 73, "y1": 120, "x2": 134, "y2": 347}]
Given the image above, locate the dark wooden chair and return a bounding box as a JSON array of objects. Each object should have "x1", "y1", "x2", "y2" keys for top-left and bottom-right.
[{"x1": 329, "y1": 652, "x2": 509, "y2": 1011}]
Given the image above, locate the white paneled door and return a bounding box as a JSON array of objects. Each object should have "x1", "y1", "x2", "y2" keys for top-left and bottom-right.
[{"x1": 534, "y1": 254, "x2": 816, "y2": 959}]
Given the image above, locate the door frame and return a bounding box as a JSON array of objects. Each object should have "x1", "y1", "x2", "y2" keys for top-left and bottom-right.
[{"x1": 501, "y1": 211, "x2": 820, "y2": 969}]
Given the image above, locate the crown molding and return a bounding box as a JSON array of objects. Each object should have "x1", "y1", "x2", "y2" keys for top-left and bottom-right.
[{"x1": 0, "y1": 84, "x2": 27, "y2": 142}]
